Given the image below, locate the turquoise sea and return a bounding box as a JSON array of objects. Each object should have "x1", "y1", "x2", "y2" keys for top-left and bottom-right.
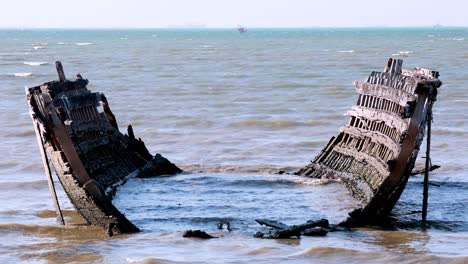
[{"x1": 0, "y1": 28, "x2": 467, "y2": 263}]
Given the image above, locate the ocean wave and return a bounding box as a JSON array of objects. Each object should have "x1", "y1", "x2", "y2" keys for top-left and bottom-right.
[
  {"x1": 453, "y1": 38, "x2": 464, "y2": 41},
  {"x1": 24, "y1": 61, "x2": 48, "y2": 66},
  {"x1": 433, "y1": 128, "x2": 468, "y2": 136},
  {"x1": 295, "y1": 246, "x2": 374, "y2": 257},
  {"x1": 75, "y1": 42, "x2": 93, "y2": 46},
  {"x1": 229, "y1": 119, "x2": 321, "y2": 128},
  {"x1": 294, "y1": 140, "x2": 327, "y2": 148},
  {"x1": 338, "y1": 50, "x2": 354, "y2": 53},
  {"x1": 222, "y1": 72, "x2": 248, "y2": 78},
  {"x1": 12, "y1": 72, "x2": 33, "y2": 77},
  {"x1": 272, "y1": 82, "x2": 310, "y2": 88},
  {"x1": 290, "y1": 246, "x2": 451, "y2": 263},
  {"x1": 179, "y1": 164, "x2": 300, "y2": 174},
  {"x1": 33, "y1": 46, "x2": 45, "y2": 50},
  {"x1": 246, "y1": 246, "x2": 280, "y2": 255},
  {"x1": 298, "y1": 73, "x2": 322, "y2": 78},
  {"x1": 0, "y1": 223, "x2": 105, "y2": 239},
  {"x1": 35, "y1": 209, "x2": 82, "y2": 219},
  {"x1": 0, "y1": 210, "x2": 20, "y2": 215},
  {"x1": 392, "y1": 51, "x2": 413, "y2": 57},
  {"x1": 0, "y1": 180, "x2": 47, "y2": 191},
  {"x1": 158, "y1": 73, "x2": 179, "y2": 77},
  {"x1": 126, "y1": 257, "x2": 177, "y2": 263},
  {"x1": 226, "y1": 177, "x2": 333, "y2": 188},
  {"x1": 175, "y1": 119, "x2": 213, "y2": 127},
  {"x1": 4, "y1": 129, "x2": 35, "y2": 137}
]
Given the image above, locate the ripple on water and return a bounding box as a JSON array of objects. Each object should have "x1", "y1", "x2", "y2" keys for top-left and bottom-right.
[{"x1": 229, "y1": 119, "x2": 326, "y2": 129}]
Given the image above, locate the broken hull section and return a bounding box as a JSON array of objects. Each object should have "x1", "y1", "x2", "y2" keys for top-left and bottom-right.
[
  {"x1": 297, "y1": 59, "x2": 442, "y2": 227},
  {"x1": 26, "y1": 65, "x2": 181, "y2": 234}
]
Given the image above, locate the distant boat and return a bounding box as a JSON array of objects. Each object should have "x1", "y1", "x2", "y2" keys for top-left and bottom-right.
[{"x1": 237, "y1": 26, "x2": 246, "y2": 33}]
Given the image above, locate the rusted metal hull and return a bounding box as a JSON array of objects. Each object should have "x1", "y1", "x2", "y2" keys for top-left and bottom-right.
[
  {"x1": 297, "y1": 59, "x2": 442, "y2": 227},
  {"x1": 26, "y1": 63, "x2": 181, "y2": 234}
]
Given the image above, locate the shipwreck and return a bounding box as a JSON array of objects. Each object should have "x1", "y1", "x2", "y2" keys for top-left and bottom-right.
[
  {"x1": 26, "y1": 62, "x2": 181, "y2": 235},
  {"x1": 26, "y1": 59, "x2": 441, "y2": 235},
  {"x1": 297, "y1": 58, "x2": 441, "y2": 227}
]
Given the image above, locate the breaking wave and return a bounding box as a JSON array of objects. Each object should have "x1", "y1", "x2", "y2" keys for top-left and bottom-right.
[
  {"x1": 179, "y1": 164, "x2": 300, "y2": 174},
  {"x1": 126, "y1": 257, "x2": 177, "y2": 264},
  {"x1": 75, "y1": 42, "x2": 93, "y2": 46},
  {"x1": 12, "y1": 72, "x2": 33, "y2": 77},
  {"x1": 24, "y1": 61, "x2": 48, "y2": 66},
  {"x1": 392, "y1": 51, "x2": 413, "y2": 57}
]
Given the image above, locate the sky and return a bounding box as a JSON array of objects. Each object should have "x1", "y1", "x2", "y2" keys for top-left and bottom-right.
[{"x1": 1, "y1": 0, "x2": 466, "y2": 28}]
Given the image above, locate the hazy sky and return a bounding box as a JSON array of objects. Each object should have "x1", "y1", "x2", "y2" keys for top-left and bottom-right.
[{"x1": 1, "y1": 0, "x2": 466, "y2": 28}]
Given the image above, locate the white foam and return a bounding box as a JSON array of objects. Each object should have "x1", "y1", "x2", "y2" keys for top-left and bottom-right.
[
  {"x1": 392, "y1": 51, "x2": 413, "y2": 57},
  {"x1": 33, "y1": 46, "x2": 45, "y2": 50},
  {"x1": 338, "y1": 50, "x2": 354, "y2": 53},
  {"x1": 24, "y1": 61, "x2": 48, "y2": 66},
  {"x1": 13, "y1": 72, "x2": 32, "y2": 77},
  {"x1": 75, "y1": 42, "x2": 93, "y2": 46},
  {"x1": 126, "y1": 257, "x2": 149, "y2": 263},
  {"x1": 57, "y1": 42, "x2": 67, "y2": 45},
  {"x1": 453, "y1": 38, "x2": 464, "y2": 41}
]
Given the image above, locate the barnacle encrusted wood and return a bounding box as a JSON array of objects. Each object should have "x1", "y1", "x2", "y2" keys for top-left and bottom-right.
[
  {"x1": 26, "y1": 62, "x2": 182, "y2": 234},
  {"x1": 297, "y1": 58, "x2": 442, "y2": 227}
]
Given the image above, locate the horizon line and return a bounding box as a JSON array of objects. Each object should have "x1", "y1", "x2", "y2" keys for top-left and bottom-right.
[{"x1": 1, "y1": 25, "x2": 467, "y2": 30}]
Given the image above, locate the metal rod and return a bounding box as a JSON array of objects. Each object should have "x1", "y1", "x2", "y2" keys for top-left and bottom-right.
[
  {"x1": 33, "y1": 121, "x2": 65, "y2": 225},
  {"x1": 422, "y1": 107, "x2": 432, "y2": 227}
]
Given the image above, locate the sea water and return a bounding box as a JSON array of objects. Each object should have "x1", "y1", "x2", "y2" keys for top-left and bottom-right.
[{"x1": 0, "y1": 28, "x2": 467, "y2": 263}]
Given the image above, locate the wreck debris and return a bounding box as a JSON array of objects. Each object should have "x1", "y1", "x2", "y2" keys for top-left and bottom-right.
[
  {"x1": 217, "y1": 222, "x2": 232, "y2": 231},
  {"x1": 255, "y1": 218, "x2": 330, "y2": 239},
  {"x1": 137, "y1": 154, "x2": 183, "y2": 178},
  {"x1": 302, "y1": 227, "x2": 328, "y2": 237},
  {"x1": 255, "y1": 219, "x2": 290, "y2": 230},
  {"x1": 296, "y1": 58, "x2": 442, "y2": 227},
  {"x1": 183, "y1": 230, "x2": 217, "y2": 239},
  {"x1": 410, "y1": 165, "x2": 440, "y2": 176},
  {"x1": 26, "y1": 62, "x2": 182, "y2": 234},
  {"x1": 32, "y1": 117, "x2": 65, "y2": 225}
]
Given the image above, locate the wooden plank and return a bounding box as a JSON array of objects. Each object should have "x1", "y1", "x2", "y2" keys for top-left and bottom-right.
[
  {"x1": 255, "y1": 219, "x2": 290, "y2": 230},
  {"x1": 32, "y1": 120, "x2": 65, "y2": 225},
  {"x1": 55, "y1": 61, "x2": 67, "y2": 82}
]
